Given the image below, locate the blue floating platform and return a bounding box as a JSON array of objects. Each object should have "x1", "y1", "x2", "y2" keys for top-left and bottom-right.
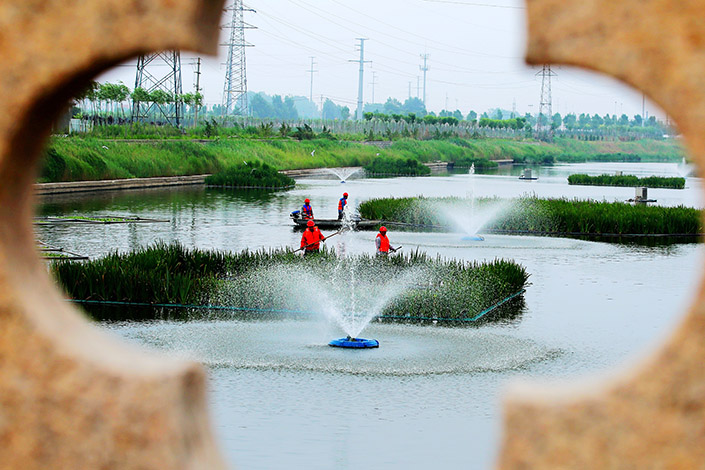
[
  {"x1": 461, "y1": 235, "x2": 485, "y2": 241},
  {"x1": 329, "y1": 337, "x2": 379, "y2": 349}
]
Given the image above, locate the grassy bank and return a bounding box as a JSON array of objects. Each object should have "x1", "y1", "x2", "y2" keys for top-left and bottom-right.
[
  {"x1": 358, "y1": 196, "x2": 702, "y2": 238},
  {"x1": 567, "y1": 174, "x2": 685, "y2": 189},
  {"x1": 40, "y1": 136, "x2": 685, "y2": 183},
  {"x1": 51, "y1": 242, "x2": 529, "y2": 323}
]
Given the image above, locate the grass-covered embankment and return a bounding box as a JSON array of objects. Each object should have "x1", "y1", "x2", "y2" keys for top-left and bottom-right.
[
  {"x1": 567, "y1": 174, "x2": 685, "y2": 189},
  {"x1": 40, "y1": 135, "x2": 685, "y2": 183},
  {"x1": 358, "y1": 196, "x2": 702, "y2": 239},
  {"x1": 51, "y1": 242, "x2": 529, "y2": 323},
  {"x1": 205, "y1": 160, "x2": 295, "y2": 189}
]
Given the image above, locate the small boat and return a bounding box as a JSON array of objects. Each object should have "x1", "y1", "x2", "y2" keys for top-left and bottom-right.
[
  {"x1": 518, "y1": 168, "x2": 538, "y2": 180},
  {"x1": 290, "y1": 210, "x2": 381, "y2": 230}
]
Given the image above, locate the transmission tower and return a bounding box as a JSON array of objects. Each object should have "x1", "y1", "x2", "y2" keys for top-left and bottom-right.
[
  {"x1": 132, "y1": 51, "x2": 183, "y2": 126},
  {"x1": 222, "y1": 0, "x2": 255, "y2": 116},
  {"x1": 536, "y1": 65, "x2": 556, "y2": 140}
]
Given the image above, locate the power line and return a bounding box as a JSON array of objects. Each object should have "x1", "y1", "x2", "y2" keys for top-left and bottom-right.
[{"x1": 421, "y1": 0, "x2": 524, "y2": 8}]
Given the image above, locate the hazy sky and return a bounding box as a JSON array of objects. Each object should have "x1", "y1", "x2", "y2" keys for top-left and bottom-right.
[{"x1": 102, "y1": 0, "x2": 663, "y2": 119}]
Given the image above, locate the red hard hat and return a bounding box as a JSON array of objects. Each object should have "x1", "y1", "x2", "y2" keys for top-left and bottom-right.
[
  {"x1": 307, "y1": 220, "x2": 315, "y2": 227},
  {"x1": 305, "y1": 198, "x2": 310, "y2": 203},
  {"x1": 343, "y1": 192, "x2": 348, "y2": 197},
  {"x1": 380, "y1": 226, "x2": 387, "y2": 232}
]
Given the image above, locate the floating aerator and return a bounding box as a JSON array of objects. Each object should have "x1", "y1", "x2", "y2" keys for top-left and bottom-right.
[
  {"x1": 461, "y1": 235, "x2": 485, "y2": 241},
  {"x1": 329, "y1": 336, "x2": 379, "y2": 348}
]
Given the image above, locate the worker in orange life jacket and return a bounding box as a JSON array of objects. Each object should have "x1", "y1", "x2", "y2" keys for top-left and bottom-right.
[
  {"x1": 337, "y1": 192, "x2": 348, "y2": 220},
  {"x1": 301, "y1": 198, "x2": 314, "y2": 219},
  {"x1": 375, "y1": 226, "x2": 397, "y2": 255},
  {"x1": 300, "y1": 220, "x2": 326, "y2": 254}
]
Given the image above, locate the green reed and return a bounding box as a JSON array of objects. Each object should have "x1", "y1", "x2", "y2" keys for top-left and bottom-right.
[{"x1": 51, "y1": 242, "x2": 529, "y2": 323}]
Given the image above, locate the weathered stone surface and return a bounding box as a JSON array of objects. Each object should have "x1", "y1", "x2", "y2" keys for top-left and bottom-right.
[
  {"x1": 0, "y1": 1, "x2": 226, "y2": 469},
  {"x1": 499, "y1": 1, "x2": 705, "y2": 468}
]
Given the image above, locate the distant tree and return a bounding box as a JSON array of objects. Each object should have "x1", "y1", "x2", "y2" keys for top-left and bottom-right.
[
  {"x1": 563, "y1": 113, "x2": 577, "y2": 129},
  {"x1": 363, "y1": 103, "x2": 384, "y2": 114},
  {"x1": 591, "y1": 113, "x2": 604, "y2": 127},
  {"x1": 250, "y1": 94, "x2": 274, "y2": 119},
  {"x1": 647, "y1": 116, "x2": 657, "y2": 126},
  {"x1": 149, "y1": 89, "x2": 171, "y2": 105},
  {"x1": 490, "y1": 108, "x2": 503, "y2": 120},
  {"x1": 466, "y1": 110, "x2": 477, "y2": 122},
  {"x1": 481, "y1": 112, "x2": 489, "y2": 119},
  {"x1": 552, "y1": 113, "x2": 562, "y2": 129},
  {"x1": 322, "y1": 99, "x2": 341, "y2": 120},
  {"x1": 402, "y1": 97, "x2": 426, "y2": 116},
  {"x1": 340, "y1": 106, "x2": 350, "y2": 121},
  {"x1": 452, "y1": 110, "x2": 463, "y2": 121},
  {"x1": 282, "y1": 96, "x2": 298, "y2": 119},
  {"x1": 578, "y1": 113, "x2": 590, "y2": 127},
  {"x1": 632, "y1": 114, "x2": 643, "y2": 127},
  {"x1": 383, "y1": 97, "x2": 403, "y2": 115},
  {"x1": 618, "y1": 114, "x2": 629, "y2": 126},
  {"x1": 422, "y1": 115, "x2": 438, "y2": 124}
]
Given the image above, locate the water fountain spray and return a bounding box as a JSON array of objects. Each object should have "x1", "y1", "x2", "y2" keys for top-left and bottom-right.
[{"x1": 325, "y1": 167, "x2": 362, "y2": 183}]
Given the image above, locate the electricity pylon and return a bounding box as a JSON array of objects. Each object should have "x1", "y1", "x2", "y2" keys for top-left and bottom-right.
[
  {"x1": 132, "y1": 51, "x2": 183, "y2": 126},
  {"x1": 222, "y1": 0, "x2": 255, "y2": 116}
]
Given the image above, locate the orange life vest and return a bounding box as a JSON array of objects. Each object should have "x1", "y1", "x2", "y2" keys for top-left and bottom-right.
[
  {"x1": 301, "y1": 227, "x2": 323, "y2": 251},
  {"x1": 376, "y1": 233, "x2": 390, "y2": 252}
]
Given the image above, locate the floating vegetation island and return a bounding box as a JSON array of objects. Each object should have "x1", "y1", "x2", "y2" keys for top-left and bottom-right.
[
  {"x1": 205, "y1": 160, "x2": 295, "y2": 189},
  {"x1": 567, "y1": 174, "x2": 685, "y2": 189},
  {"x1": 51, "y1": 242, "x2": 529, "y2": 324},
  {"x1": 363, "y1": 156, "x2": 431, "y2": 177},
  {"x1": 358, "y1": 196, "x2": 702, "y2": 240}
]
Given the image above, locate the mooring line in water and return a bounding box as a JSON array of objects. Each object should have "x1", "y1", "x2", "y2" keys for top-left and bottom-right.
[
  {"x1": 66, "y1": 289, "x2": 526, "y2": 322},
  {"x1": 378, "y1": 289, "x2": 526, "y2": 323}
]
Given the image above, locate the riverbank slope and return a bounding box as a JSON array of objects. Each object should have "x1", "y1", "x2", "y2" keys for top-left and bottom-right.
[{"x1": 40, "y1": 136, "x2": 684, "y2": 183}]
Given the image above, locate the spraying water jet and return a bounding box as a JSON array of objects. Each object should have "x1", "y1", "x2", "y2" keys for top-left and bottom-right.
[{"x1": 325, "y1": 167, "x2": 363, "y2": 183}]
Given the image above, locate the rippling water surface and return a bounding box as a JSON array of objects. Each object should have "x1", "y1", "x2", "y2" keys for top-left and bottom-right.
[{"x1": 39, "y1": 163, "x2": 703, "y2": 469}]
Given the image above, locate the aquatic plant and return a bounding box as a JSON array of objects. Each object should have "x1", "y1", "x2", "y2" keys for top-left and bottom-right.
[
  {"x1": 359, "y1": 196, "x2": 703, "y2": 238},
  {"x1": 567, "y1": 173, "x2": 685, "y2": 189},
  {"x1": 51, "y1": 242, "x2": 529, "y2": 324},
  {"x1": 363, "y1": 156, "x2": 432, "y2": 177},
  {"x1": 205, "y1": 160, "x2": 295, "y2": 189}
]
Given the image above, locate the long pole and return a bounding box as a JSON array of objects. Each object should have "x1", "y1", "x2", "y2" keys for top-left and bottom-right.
[
  {"x1": 350, "y1": 38, "x2": 370, "y2": 120},
  {"x1": 308, "y1": 56, "x2": 316, "y2": 103},
  {"x1": 194, "y1": 57, "x2": 201, "y2": 127},
  {"x1": 420, "y1": 53, "x2": 429, "y2": 106}
]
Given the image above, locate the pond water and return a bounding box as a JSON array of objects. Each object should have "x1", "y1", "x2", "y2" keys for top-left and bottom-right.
[{"x1": 37, "y1": 162, "x2": 703, "y2": 469}]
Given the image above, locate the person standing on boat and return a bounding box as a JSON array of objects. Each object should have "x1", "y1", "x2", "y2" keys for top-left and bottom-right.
[
  {"x1": 337, "y1": 192, "x2": 349, "y2": 220},
  {"x1": 375, "y1": 226, "x2": 397, "y2": 255},
  {"x1": 300, "y1": 220, "x2": 326, "y2": 255},
  {"x1": 301, "y1": 198, "x2": 314, "y2": 220}
]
